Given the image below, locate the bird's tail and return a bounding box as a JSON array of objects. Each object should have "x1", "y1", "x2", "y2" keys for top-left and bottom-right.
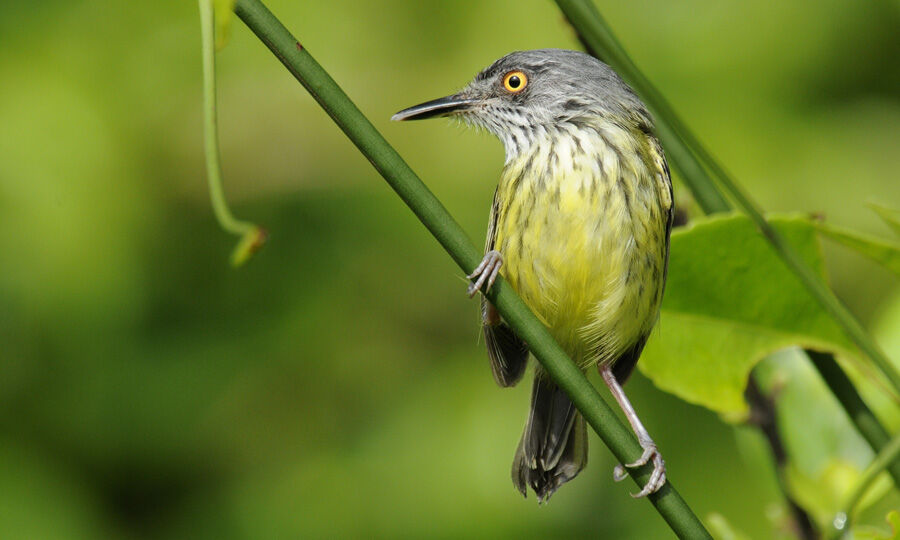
[{"x1": 512, "y1": 375, "x2": 588, "y2": 502}]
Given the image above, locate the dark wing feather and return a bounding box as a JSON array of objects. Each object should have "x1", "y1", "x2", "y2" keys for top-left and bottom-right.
[
  {"x1": 611, "y1": 334, "x2": 648, "y2": 384},
  {"x1": 482, "y1": 187, "x2": 529, "y2": 387}
]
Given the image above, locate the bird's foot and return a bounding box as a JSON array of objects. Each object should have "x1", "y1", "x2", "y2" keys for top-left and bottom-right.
[
  {"x1": 613, "y1": 441, "x2": 666, "y2": 498},
  {"x1": 466, "y1": 250, "x2": 502, "y2": 298}
]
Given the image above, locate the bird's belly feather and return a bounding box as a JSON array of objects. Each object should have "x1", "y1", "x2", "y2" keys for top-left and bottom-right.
[{"x1": 494, "y1": 138, "x2": 667, "y2": 368}]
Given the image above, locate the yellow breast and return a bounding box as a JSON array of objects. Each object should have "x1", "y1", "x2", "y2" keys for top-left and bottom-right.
[{"x1": 492, "y1": 123, "x2": 671, "y2": 367}]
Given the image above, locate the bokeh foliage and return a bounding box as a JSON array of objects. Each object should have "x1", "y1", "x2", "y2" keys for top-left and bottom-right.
[{"x1": 0, "y1": 1, "x2": 898, "y2": 538}]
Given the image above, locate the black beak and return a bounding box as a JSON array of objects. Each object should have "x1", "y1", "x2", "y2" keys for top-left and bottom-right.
[{"x1": 391, "y1": 95, "x2": 477, "y2": 121}]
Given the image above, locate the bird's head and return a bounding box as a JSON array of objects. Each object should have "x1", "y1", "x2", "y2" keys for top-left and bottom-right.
[{"x1": 392, "y1": 49, "x2": 651, "y2": 159}]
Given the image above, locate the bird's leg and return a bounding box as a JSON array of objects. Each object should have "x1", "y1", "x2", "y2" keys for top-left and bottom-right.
[
  {"x1": 466, "y1": 250, "x2": 503, "y2": 298},
  {"x1": 599, "y1": 365, "x2": 667, "y2": 498}
]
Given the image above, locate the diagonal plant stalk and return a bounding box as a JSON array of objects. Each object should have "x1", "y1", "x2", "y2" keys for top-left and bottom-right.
[
  {"x1": 560, "y1": 0, "x2": 728, "y2": 216},
  {"x1": 554, "y1": 0, "x2": 900, "y2": 396},
  {"x1": 555, "y1": 0, "x2": 900, "y2": 525},
  {"x1": 556, "y1": 0, "x2": 900, "y2": 487},
  {"x1": 808, "y1": 350, "x2": 900, "y2": 487},
  {"x1": 830, "y1": 431, "x2": 900, "y2": 539},
  {"x1": 232, "y1": 0, "x2": 711, "y2": 536}
]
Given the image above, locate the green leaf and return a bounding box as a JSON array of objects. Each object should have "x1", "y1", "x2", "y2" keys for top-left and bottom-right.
[
  {"x1": 754, "y1": 349, "x2": 891, "y2": 530},
  {"x1": 756, "y1": 350, "x2": 874, "y2": 475},
  {"x1": 856, "y1": 510, "x2": 900, "y2": 540},
  {"x1": 706, "y1": 513, "x2": 752, "y2": 540},
  {"x1": 639, "y1": 214, "x2": 856, "y2": 418},
  {"x1": 867, "y1": 290, "x2": 900, "y2": 430},
  {"x1": 815, "y1": 222, "x2": 900, "y2": 276},
  {"x1": 785, "y1": 460, "x2": 857, "y2": 528},
  {"x1": 870, "y1": 204, "x2": 900, "y2": 238},
  {"x1": 214, "y1": 0, "x2": 237, "y2": 50},
  {"x1": 785, "y1": 457, "x2": 892, "y2": 534}
]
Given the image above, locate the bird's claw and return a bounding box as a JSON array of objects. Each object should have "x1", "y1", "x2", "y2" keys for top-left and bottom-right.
[
  {"x1": 612, "y1": 443, "x2": 667, "y2": 498},
  {"x1": 466, "y1": 250, "x2": 502, "y2": 298}
]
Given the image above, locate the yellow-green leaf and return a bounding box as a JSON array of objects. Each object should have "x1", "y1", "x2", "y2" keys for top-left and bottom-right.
[
  {"x1": 706, "y1": 512, "x2": 752, "y2": 540},
  {"x1": 856, "y1": 510, "x2": 900, "y2": 540},
  {"x1": 870, "y1": 204, "x2": 900, "y2": 238},
  {"x1": 640, "y1": 214, "x2": 856, "y2": 418},
  {"x1": 816, "y1": 222, "x2": 900, "y2": 276},
  {"x1": 754, "y1": 349, "x2": 888, "y2": 530}
]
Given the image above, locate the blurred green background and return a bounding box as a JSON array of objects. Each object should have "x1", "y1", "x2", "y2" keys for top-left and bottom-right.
[{"x1": 1, "y1": 1, "x2": 899, "y2": 538}]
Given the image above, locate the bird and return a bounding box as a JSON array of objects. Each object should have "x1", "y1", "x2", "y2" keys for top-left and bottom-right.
[{"x1": 392, "y1": 49, "x2": 673, "y2": 502}]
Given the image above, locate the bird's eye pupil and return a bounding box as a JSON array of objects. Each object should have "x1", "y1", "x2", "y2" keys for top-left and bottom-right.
[{"x1": 503, "y1": 71, "x2": 527, "y2": 92}]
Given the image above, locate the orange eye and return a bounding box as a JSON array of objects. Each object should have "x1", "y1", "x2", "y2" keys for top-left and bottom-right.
[{"x1": 502, "y1": 71, "x2": 527, "y2": 93}]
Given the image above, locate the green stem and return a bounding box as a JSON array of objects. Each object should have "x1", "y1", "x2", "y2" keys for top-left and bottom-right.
[
  {"x1": 553, "y1": 0, "x2": 900, "y2": 404},
  {"x1": 807, "y1": 350, "x2": 900, "y2": 487},
  {"x1": 232, "y1": 0, "x2": 711, "y2": 536},
  {"x1": 556, "y1": 0, "x2": 729, "y2": 215},
  {"x1": 830, "y1": 431, "x2": 900, "y2": 539},
  {"x1": 745, "y1": 375, "x2": 819, "y2": 539},
  {"x1": 555, "y1": 0, "x2": 900, "y2": 524},
  {"x1": 200, "y1": 0, "x2": 266, "y2": 266}
]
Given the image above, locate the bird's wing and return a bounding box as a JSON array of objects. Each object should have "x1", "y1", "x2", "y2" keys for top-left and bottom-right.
[
  {"x1": 482, "y1": 187, "x2": 529, "y2": 387},
  {"x1": 649, "y1": 134, "x2": 675, "y2": 240},
  {"x1": 611, "y1": 134, "x2": 675, "y2": 384}
]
